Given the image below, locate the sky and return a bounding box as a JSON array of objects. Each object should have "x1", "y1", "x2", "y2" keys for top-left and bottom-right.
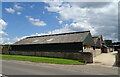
[{"x1": 0, "y1": 0, "x2": 119, "y2": 44}]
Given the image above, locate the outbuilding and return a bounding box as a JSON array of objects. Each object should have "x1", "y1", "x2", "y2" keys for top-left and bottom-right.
[
  {"x1": 10, "y1": 31, "x2": 95, "y2": 52},
  {"x1": 92, "y1": 36, "x2": 102, "y2": 49},
  {"x1": 92, "y1": 35, "x2": 103, "y2": 56}
]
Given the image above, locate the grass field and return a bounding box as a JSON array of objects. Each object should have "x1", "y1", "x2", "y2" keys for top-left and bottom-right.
[{"x1": 1, "y1": 54, "x2": 86, "y2": 65}]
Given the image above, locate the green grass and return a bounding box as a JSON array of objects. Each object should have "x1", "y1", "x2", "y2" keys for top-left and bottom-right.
[{"x1": 0, "y1": 54, "x2": 86, "y2": 65}]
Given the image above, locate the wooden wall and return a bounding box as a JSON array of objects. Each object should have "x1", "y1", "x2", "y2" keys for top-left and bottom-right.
[{"x1": 10, "y1": 42, "x2": 83, "y2": 52}]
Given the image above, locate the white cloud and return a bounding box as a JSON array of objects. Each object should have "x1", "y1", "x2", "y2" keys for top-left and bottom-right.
[
  {"x1": 0, "y1": 33, "x2": 49, "y2": 44},
  {"x1": 5, "y1": 8, "x2": 15, "y2": 13},
  {"x1": 28, "y1": 17, "x2": 39, "y2": 22},
  {"x1": 0, "y1": 19, "x2": 8, "y2": 36},
  {"x1": 2, "y1": 1, "x2": 118, "y2": 44},
  {"x1": 33, "y1": 21, "x2": 47, "y2": 26},
  {"x1": 45, "y1": 1, "x2": 118, "y2": 41},
  {"x1": 14, "y1": 4, "x2": 23, "y2": 10},
  {"x1": 5, "y1": 4, "x2": 23, "y2": 15},
  {"x1": 58, "y1": 20, "x2": 63, "y2": 24},
  {"x1": 17, "y1": 12, "x2": 22, "y2": 15},
  {"x1": 0, "y1": 37, "x2": 22, "y2": 45},
  {"x1": 30, "y1": 5, "x2": 35, "y2": 8},
  {"x1": 26, "y1": 16, "x2": 47, "y2": 26},
  {"x1": 0, "y1": 38, "x2": 10, "y2": 44},
  {"x1": 30, "y1": 33, "x2": 49, "y2": 36}
]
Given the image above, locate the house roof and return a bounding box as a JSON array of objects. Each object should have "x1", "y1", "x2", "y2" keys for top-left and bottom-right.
[{"x1": 13, "y1": 31, "x2": 92, "y2": 45}]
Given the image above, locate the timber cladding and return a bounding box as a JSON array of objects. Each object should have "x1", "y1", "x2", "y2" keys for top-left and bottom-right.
[{"x1": 10, "y1": 42, "x2": 83, "y2": 52}]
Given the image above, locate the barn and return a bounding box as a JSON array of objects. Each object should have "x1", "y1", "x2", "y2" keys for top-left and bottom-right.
[
  {"x1": 3, "y1": 31, "x2": 96, "y2": 63},
  {"x1": 92, "y1": 36, "x2": 103, "y2": 56},
  {"x1": 10, "y1": 31, "x2": 95, "y2": 52},
  {"x1": 92, "y1": 36, "x2": 101, "y2": 48},
  {"x1": 104, "y1": 40, "x2": 113, "y2": 52}
]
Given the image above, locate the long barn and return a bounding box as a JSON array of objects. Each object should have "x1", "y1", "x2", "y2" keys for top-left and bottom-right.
[{"x1": 10, "y1": 31, "x2": 95, "y2": 52}]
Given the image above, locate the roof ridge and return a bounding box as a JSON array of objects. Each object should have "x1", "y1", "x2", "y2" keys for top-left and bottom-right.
[{"x1": 26, "y1": 30, "x2": 90, "y2": 39}]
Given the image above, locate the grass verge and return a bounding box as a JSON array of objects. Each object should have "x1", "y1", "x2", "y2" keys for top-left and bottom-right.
[{"x1": 1, "y1": 54, "x2": 86, "y2": 65}]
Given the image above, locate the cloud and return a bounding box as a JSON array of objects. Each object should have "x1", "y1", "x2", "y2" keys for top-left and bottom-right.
[
  {"x1": 45, "y1": 1, "x2": 118, "y2": 41},
  {"x1": 58, "y1": 20, "x2": 63, "y2": 24},
  {"x1": 5, "y1": 3, "x2": 23, "y2": 15},
  {"x1": 16, "y1": 12, "x2": 22, "y2": 15},
  {"x1": 0, "y1": 33, "x2": 49, "y2": 44},
  {"x1": 2, "y1": 1, "x2": 118, "y2": 44},
  {"x1": 30, "y1": 5, "x2": 35, "y2": 8},
  {"x1": 0, "y1": 19, "x2": 8, "y2": 36},
  {"x1": 25, "y1": 16, "x2": 47, "y2": 26},
  {"x1": 30, "y1": 33, "x2": 49, "y2": 36},
  {"x1": 5, "y1": 8, "x2": 15, "y2": 13},
  {"x1": 70, "y1": 2, "x2": 111, "y2": 8},
  {"x1": 0, "y1": 37, "x2": 22, "y2": 45},
  {"x1": 33, "y1": 21, "x2": 47, "y2": 26},
  {"x1": 14, "y1": 4, "x2": 23, "y2": 10},
  {"x1": 0, "y1": 38, "x2": 10, "y2": 44}
]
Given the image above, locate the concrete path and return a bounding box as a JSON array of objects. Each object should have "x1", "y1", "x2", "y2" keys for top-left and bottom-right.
[{"x1": 93, "y1": 51, "x2": 117, "y2": 67}]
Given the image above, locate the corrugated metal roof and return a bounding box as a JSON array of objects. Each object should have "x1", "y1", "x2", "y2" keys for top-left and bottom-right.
[{"x1": 13, "y1": 31, "x2": 90, "y2": 45}]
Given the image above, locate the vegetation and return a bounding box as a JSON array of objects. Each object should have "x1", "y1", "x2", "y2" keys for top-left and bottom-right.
[{"x1": 1, "y1": 54, "x2": 86, "y2": 65}]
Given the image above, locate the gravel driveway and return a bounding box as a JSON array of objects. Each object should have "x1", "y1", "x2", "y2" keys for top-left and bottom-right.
[{"x1": 93, "y1": 51, "x2": 117, "y2": 66}]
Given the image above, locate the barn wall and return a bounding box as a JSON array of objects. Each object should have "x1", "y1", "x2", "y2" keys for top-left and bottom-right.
[
  {"x1": 2, "y1": 45, "x2": 10, "y2": 54},
  {"x1": 11, "y1": 42, "x2": 83, "y2": 52},
  {"x1": 4, "y1": 42, "x2": 93, "y2": 63},
  {"x1": 9, "y1": 51, "x2": 93, "y2": 63}
]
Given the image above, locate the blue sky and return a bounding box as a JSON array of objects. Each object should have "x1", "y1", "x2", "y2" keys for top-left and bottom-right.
[
  {"x1": 2, "y1": 2, "x2": 62, "y2": 38},
  {"x1": 0, "y1": 1, "x2": 118, "y2": 44}
]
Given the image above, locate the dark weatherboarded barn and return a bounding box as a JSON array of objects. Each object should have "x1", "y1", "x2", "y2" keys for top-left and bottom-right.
[
  {"x1": 92, "y1": 36, "x2": 103, "y2": 56},
  {"x1": 10, "y1": 31, "x2": 95, "y2": 52},
  {"x1": 92, "y1": 36, "x2": 101, "y2": 48}
]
